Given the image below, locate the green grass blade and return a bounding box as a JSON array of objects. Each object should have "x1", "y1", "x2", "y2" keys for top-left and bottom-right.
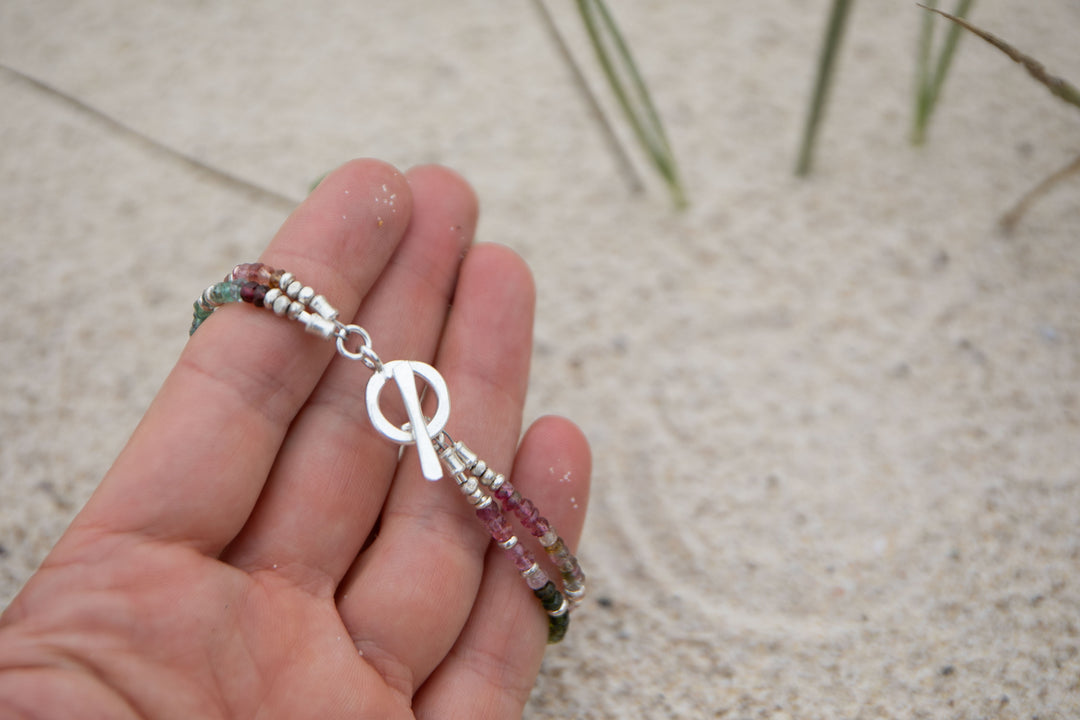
[
  {"x1": 928, "y1": 0, "x2": 976, "y2": 104},
  {"x1": 576, "y1": 0, "x2": 686, "y2": 207},
  {"x1": 913, "y1": 0, "x2": 938, "y2": 144},
  {"x1": 913, "y1": 0, "x2": 976, "y2": 145},
  {"x1": 529, "y1": 0, "x2": 644, "y2": 194},
  {"x1": 592, "y1": 1, "x2": 673, "y2": 159},
  {"x1": 795, "y1": 0, "x2": 855, "y2": 176}
]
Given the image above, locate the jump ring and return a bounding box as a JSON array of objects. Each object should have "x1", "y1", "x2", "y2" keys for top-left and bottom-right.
[{"x1": 335, "y1": 324, "x2": 381, "y2": 370}]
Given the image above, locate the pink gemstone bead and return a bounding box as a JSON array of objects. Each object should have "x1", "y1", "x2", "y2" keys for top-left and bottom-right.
[
  {"x1": 515, "y1": 499, "x2": 541, "y2": 530},
  {"x1": 231, "y1": 262, "x2": 274, "y2": 285},
  {"x1": 476, "y1": 503, "x2": 499, "y2": 525},
  {"x1": 506, "y1": 541, "x2": 537, "y2": 573},
  {"x1": 498, "y1": 491, "x2": 524, "y2": 518},
  {"x1": 476, "y1": 503, "x2": 513, "y2": 544},
  {"x1": 524, "y1": 566, "x2": 551, "y2": 590}
]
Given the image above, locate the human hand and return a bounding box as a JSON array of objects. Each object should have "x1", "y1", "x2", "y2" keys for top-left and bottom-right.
[{"x1": 0, "y1": 160, "x2": 590, "y2": 719}]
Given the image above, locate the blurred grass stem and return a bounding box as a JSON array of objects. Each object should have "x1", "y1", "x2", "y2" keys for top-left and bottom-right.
[
  {"x1": 795, "y1": 0, "x2": 854, "y2": 176},
  {"x1": 913, "y1": 0, "x2": 976, "y2": 145},
  {"x1": 576, "y1": 0, "x2": 686, "y2": 207}
]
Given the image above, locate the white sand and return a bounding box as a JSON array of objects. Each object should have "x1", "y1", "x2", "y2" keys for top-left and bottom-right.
[{"x1": 2, "y1": 1, "x2": 1078, "y2": 717}]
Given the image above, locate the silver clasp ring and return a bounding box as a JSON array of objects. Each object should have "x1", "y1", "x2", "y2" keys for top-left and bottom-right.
[{"x1": 365, "y1": 360, "x2": 450, "y2": 481}]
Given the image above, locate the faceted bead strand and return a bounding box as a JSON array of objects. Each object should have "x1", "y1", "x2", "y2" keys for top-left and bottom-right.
[
  {"x1": 534, "y1": 581, "x2": 571, "y2": 643},
  {"x1": 238, "y1": 269, "x2": 338, "y2": 340},
  {"x1": 440, "y1": 442, "x2": 571, "y2": 643},
  {"x1": 485, "y1": 472, "x2": 585, "y2": 607},
  {"x1": 492, "y1": 477, "x2": 544, "y2": 536}
]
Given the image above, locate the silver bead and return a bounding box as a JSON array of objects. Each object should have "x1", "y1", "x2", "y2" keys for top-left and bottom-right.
[
  {"x1": 272, "y1": 294, "x2": 291, "y2": 316},
  {"x1": 475, "y1": 494, "x2": 493, "y2": 510},
  {"x1": 565, "y1": 582, "x2": 586, "y2": 601},
  {"x1": 489, "y1": 473, "x2": 506, "y2": 492},
  {"x1": 264, "y1": 287, "x2": 282, "y2": 309},
  {"x1": 454, "y1": 442, "x2": 479, "y2": 470},
  {"x1": 309, "y1": 294, "x2": 338, "y2": 321},
  {"x1": 286, "y1": 300, "x2": 305, "y2": 320},
  {"x1": 459, "y1": 476, "x2": 479, "y2": 497},
  {"x1": 278, "y1": 271, "x2": 295, "y2": 290},
  {"x1": 286, "y1": 280, "x2": 304, "y2": 300},
  {"x1": 471, "y1": 459, "x2": 488, "y2": 478},
  {"x1": 468, "y1": 487, "x2": 486, "y2": 505},
  {"x1": 499, "y1": 535, "x2": 518, "y2": 551},
  {"x1": 522, "y1": 562, "x2": 544, "y2": 583},
  {"x1": 440, "y1": 447, "x2": 467, "y2": 475},
  {"x1": 547, "y1": 595, "x2": 570, "y2": 617},
  {"x1": 301, "y1": 313, "x2": 337, "y2": 339},
  {"x1": 298, "y1": 285, "x2": 315, "y2": 305}
]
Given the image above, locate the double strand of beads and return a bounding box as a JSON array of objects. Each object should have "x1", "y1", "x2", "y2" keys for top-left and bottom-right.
[
  {"x1": 436, "y1": 434, "x2": 585, "y2": 643},
  {"x1": 190, "y1": 262, "x2": 586, "y2": 643},
  {"x1": 190, "y1": 262, "x2": 339, "y2": 338}
]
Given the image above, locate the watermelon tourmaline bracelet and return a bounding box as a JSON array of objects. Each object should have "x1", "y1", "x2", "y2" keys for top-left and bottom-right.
[{"x1": 190, "y1": 262, "x2": 585, "y2": 643}]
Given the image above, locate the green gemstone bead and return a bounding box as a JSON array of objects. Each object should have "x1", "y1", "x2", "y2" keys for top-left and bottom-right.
[
  {"x1": 534, "y1": 581, "x2": 563, "y2": 612},
  {"x1": 209, "y1": 280, "x2": 243, "y2": 304},
  {"x1": 547, "y1": 613, "x2": 570, "y2": 644}
]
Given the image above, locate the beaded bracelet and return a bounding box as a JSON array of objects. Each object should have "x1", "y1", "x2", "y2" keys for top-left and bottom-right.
[{"x1": 191, "y1": 263, "x2": 585, "y2": 643}]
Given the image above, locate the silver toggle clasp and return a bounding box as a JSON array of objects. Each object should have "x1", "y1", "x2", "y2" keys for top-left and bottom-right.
[{"x1": 365, "y1": 360, "x2": 450, "y2": 481}]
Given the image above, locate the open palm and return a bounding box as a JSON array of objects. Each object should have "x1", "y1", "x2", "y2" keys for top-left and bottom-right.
[{"x1": 0, "y1": 160, "x2": 590, "y2": 719}]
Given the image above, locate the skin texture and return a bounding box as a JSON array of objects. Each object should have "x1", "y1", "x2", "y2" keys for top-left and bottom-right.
[{"x1": 0, "y1": 160, "x2": 591, "y2": 720}]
